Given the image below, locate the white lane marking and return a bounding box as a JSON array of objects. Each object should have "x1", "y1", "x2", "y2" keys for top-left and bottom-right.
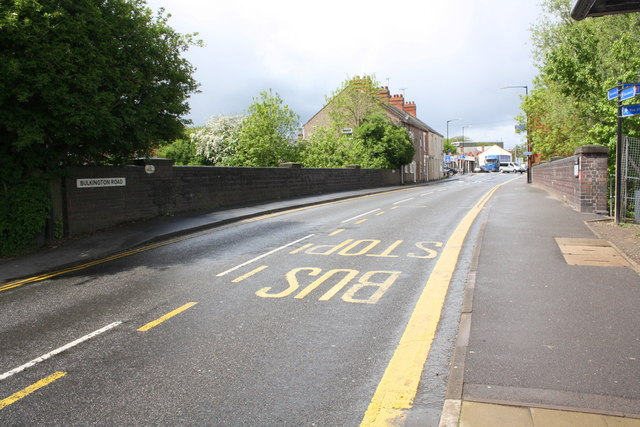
[
  {"x1": 393, "y1": 197, "x2": 415, "y2": 205},
  {"x1": 0, "y1": 322, "x2": 122, "y2": 381},
  {"x1": 216, "y1": 234, "x2": 316, "y2": 277},
  {"x1": 341, "y1": 209, "x2": 380, "y2": 224},
  {"x1": 420, "y1": 192, "x2": 434, "y2": 196}
]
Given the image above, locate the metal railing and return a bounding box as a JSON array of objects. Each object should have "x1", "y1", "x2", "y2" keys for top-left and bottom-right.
[{"x1": 620, "y1": 136, "x2": 640, "y2": 223}]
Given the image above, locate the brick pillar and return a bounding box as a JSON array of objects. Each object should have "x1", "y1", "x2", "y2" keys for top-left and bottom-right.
[{"x1": 575, "y1": 145, "x2": 609, "y2": 214}]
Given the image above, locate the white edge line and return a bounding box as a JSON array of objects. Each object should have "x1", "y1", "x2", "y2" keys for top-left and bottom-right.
[
  {"x1": 0, "y1": 321, "x2": 122, "y2": 381},
  {"x1": 341, "y1": 209, "x2": 380, "y2": 223},
  {"x1": 216, "y1": 234, "x2": 315, "y2": 277},
  {"x1": 393, "y1": 197, "x2": 415, "y2": 205}
]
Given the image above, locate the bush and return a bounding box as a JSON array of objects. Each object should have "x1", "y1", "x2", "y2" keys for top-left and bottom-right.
[{"x1": 0, "y1": 176, "x2": 50, "y2": 257}]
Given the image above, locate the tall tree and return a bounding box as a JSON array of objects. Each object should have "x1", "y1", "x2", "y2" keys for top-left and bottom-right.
[
  {"x1": 523, "y1": 0, "x2": 640, "y2": 160},
  {"x1": 231, "y1": 90, "x2": 302, "y2": 167},
  {"x1": 325, "y1": 75, "x2": 386, "y2": 129},
  {"x1": 1, "y1": 0, "x2": 200, "y2": 170},
  {"x1": 0, "y1": 0, "x2": 200, "y2": 255}
]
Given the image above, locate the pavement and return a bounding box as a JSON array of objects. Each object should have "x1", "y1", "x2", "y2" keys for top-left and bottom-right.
[
  {"x1": 440, "y1": 178, "x2": 640, "y2": 426},
  {"x1": 1, "y1": 177, "x2": 639, "y2": 426}
]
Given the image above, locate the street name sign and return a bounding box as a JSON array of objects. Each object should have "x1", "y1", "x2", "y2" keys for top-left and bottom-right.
[
  {"x1": 77, "y1": 177, "x2": 126, "y2": 188},
  {"x1": 620, "y1": 104, "x2": 640, "y2": 118}
]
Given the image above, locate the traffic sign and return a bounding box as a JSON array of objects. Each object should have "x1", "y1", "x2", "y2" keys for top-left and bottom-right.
[
  {"x1": 607, "y1": 83, "x2": 640, "y2": 100},
  {"x1": 524, "y1": 151, "x2": 533, "y2": 156},
  {"x1": 608, "y1": 87, "x2": 619, "y2": 100},
  {"x1": 621, "y1": 85, "x2": 640, "y2": 101},
  {"x1": 621, "y1": 104, "x2": 640, "y2": 118}
]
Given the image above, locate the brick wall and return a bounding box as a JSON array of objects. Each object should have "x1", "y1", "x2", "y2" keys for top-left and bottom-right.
[
  {"x1": 61, "y1": 159, "x2": 402, "y2": 236},
  {"x1": 532, "y1": 145, "x2": 609, "y2": 213}
]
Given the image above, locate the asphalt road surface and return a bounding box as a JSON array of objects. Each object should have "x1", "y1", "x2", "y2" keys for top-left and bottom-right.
[{"x1": 0, "y1": 173, "x2": 515, "y2": 426}]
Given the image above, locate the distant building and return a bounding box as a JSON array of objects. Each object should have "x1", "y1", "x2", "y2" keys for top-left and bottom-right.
[
  {"x1": 476, "y1": 145, "x2": 513, "y2": 166},
  {"x1": 447, "y1": 142, "x2": 510, "y2": 173},
  {"x1": 303, "y1": 84, "x2": 444, "y2": 182}
]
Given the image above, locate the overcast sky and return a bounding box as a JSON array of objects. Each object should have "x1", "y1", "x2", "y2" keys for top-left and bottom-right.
[{"x1": 146, "y1": 0, "x2": 543, "y2": 149}]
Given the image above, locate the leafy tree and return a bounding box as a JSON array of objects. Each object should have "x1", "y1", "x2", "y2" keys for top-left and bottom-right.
[
  {"x1": 301, "y1": 76, "x2": 415, "y2": 169},
  {"x1": 230, "y1": 90, "x2": 302, "y2": 167},
  {"x1": 300, "y1": 125, "x2": 361, "y2": 168},
  {"x1": 443, "y1": 139, "x2": 458, "y2": 154},
  {"x1": 1, "y1": 0, "x2": 200, "y2": 169},
  {"x1": 523, "y1": 0, "x2": 640, "y2": 160},
  {"x1": 354, "y1": 114, "x2": 415, "y2": 168},
  {"x1": 192, "y1": 115, "x2": 245, "y2": 165},
  {"x1": 0, "y1": 0, "x2": 199, "y2": 255},
  {"x1": 325, "y1": 75, "x2": 386, "y2": 129},
  {"x1": 156, "y1": 127, "x2": 209, "y2": 165}
]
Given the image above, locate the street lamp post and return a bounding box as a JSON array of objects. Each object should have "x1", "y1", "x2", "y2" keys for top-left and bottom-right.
[
  {"x1": 461, "y1": 125, "x2": 471, "y2": 174},
  {"x1": 446, "y1": 118, "x2": 462, "y2": 172},
  {"x1": 502, "y1": 85, "x2": 532, "y2": 184},
  {"x1": 446, "y1": 118, "x2": 462, "y2": 142},
  {"x1": 462, "y1": 125, "x2": 471, "y2": 142}
]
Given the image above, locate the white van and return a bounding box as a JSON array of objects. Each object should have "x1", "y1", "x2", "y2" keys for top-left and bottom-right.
[{"x1": 499, "y1": 162, "x2": 525, "y2": 173}]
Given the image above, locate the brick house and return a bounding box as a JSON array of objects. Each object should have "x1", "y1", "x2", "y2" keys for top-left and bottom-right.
[{"x1": 303, "y1": 86, "x2": 444, "y2": 182}]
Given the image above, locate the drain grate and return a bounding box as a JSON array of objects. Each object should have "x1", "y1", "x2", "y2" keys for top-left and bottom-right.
[{"x1": 555, "y1": 238, "x2": 631, "y2": 267}]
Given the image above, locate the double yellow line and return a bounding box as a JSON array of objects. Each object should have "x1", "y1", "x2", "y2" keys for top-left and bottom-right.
[{"x1": 361, "y1": 182, "x2": 504, "y2": 426}]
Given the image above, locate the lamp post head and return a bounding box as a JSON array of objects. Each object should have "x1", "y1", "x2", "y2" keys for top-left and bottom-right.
[{"x1": 501, "y1": 85, "x2": 528, "y2": 95}]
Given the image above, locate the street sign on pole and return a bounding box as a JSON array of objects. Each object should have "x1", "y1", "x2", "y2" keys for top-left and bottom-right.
[
  {"x1": 607, "y1": 83, "x2": 640, "y2": 100},
  {"x1": 608, "y1": 87, "x2": 619, "y2": 100},
  {"x1": 621, "y1": 104, "x2": 640, "y2": 118},
  {"x1": 620, "y1": 85, "x2": 640, "y2": 101}
]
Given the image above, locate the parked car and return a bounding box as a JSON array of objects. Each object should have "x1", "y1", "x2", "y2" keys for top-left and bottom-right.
[
  {"x1": 444, "y1": 166, "x2": 459, "y2": 177},
  {"x1": 499, "y1": 162, "x2": 525, "y2": 173}
]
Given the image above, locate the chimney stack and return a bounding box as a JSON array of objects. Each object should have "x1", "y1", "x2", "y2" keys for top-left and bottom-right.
[
  {"x1": 377, "y1": 86, "x2": 391, "y2": 103},
  {"x1": 390, "y1": 94, "x2": 405, "y2": 109},
  {"x1": 403, "y1": 101, "x2": 417, "y2": 117}
]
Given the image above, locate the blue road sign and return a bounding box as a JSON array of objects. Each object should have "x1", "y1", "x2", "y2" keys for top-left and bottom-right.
[
  {"x1": 608, "y1": 83, "x2": 640, "y2": 100},
  {"x1": 621, "y1": 104, "x2": 640, "y2": 118},
  {"x1": 524, "y1": 151, "x2": 533, "y2": 156},
  {"x1": 621, "y1": 85, "x2": 640, "y2": 101},
  {"x1": 608, "y1": 87, "x2": 619, "y2": 100},
  {"x1": 444, "y1": 155, "x2": 451, "y2": 163}
]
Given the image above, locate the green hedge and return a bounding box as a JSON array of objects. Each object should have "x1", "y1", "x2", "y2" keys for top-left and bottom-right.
[{"x1": 0, "y1": 176, "x2": 50, "y2": 257}]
